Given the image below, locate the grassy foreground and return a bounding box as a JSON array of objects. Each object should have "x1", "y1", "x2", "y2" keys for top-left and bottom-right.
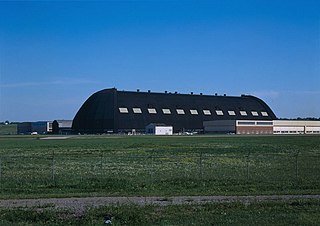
[
  {"x1": 0, "y1": 135, "x2": 319, "y2": 198},
  {"x1": 0, "y1": 200, "x2": 319, "y2": 225}
]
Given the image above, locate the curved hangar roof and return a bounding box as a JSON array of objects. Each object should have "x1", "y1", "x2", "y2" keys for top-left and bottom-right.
[{"x1": 72, "y1": 88, "x2": 277, "y2": 133}]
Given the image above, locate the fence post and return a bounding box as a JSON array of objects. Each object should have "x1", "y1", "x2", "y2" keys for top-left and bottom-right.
[
  {"x1": 100, "y1": 152, "x2": 103, "y2": 173},
  {"x1": 100, "y1": 151, "x2": 103, "y2": 187},
  {"x1": 0, "y1": 157, "x2": 2, "y2": 188},
  {"x1": 51, "y1": 150, "x2": 56, "y2": 186},
  {"x1": 199, "y1": 151, "x2": 203, "y2": 180},
  {"x1": 295, "y1": 151, "x2": 299, "y2": 183},
  {"x1": 246, "y1": 152, "x2": 250, "y2": 182},
  {"x1": 151, "y1": 153, "x2": 154, "y2": 185}
]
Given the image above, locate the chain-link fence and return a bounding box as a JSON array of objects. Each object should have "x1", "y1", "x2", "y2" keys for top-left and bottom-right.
[{"x1": 0, "y1": 151, "x2": 319, "y2": 194}]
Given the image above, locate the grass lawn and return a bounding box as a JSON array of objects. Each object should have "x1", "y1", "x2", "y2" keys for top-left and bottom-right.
[
  {"x1": 0, "y1": 135, "x2": 319, "y2": 198},
  {"x1": 0, "y1": 200, "x2": 319, "y2": 225}
]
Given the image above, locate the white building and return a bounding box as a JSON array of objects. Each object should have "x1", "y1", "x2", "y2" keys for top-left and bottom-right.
[
  {"x1": 273, "y1": 120, "x2": 320, "y2": 134},
  {"x1": 146, "y1": 123, "x2": 173, "y2": 135},
  {"x1": 203, "y1": 120, "x2": 320, "y2": 135},
  {"x1": 203, "y1": 120, "x2": 273, "y2": 134}
]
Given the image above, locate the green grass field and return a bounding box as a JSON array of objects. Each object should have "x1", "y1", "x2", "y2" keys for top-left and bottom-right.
[
  {"x1": 1, "y1": 200, "x2": 319, "y2": 225},
  {"x1": 0, "y1": 135, "x2": 319, "y2": 198}
]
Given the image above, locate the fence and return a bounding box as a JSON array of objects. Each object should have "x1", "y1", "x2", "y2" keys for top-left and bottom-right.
[{"x1": 0, "y1": 151, "x2": 319, "y2": 194}]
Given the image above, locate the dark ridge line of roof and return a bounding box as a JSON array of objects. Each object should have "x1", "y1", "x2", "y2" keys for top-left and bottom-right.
[{"x1": 98, "y1": 88, "x2": 254, "y2": 99}]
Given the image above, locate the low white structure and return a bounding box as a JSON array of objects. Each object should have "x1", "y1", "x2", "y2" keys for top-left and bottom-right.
[
  {"x1": 273, "y1": 120, "x2": 320, "y2": 134},
  {"x1": 146, "y1": 123, "x2": 173, "y2": 135},
  {"x1": 203, "y1": 120, "x2": 273, "y2": 134},
  {"x1": 203, "y1": 120, "x2": 320, "y2": 135}
]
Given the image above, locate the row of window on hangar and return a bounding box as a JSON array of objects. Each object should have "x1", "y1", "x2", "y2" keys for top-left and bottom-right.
[{"x1": 118, "y1": 107, "x2": 269, "y2": 117}]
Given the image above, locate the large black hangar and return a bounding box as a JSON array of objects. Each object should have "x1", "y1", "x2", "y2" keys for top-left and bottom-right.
[{"x1": 72, "y1": 88, "x2": 277, "y2": 133}]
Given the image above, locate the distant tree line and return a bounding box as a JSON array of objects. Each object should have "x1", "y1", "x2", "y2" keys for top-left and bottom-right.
[{"x1": 0, "y1": 121, "x2": 19, "y2": 125}]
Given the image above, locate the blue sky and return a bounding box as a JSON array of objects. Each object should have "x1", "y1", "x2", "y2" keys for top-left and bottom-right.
[{"x1": 0, "y1": 0, "x2": 319, "y2": 121}]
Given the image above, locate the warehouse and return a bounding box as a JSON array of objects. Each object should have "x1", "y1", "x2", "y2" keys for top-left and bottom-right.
[
  {"x1": 203, "y1": 120, "x2": 273, "y2": 134},
  {"x1": 72, "y1": 88, "x2": 277, "y2": 133},
  {"x1": 17, "y1": 121, "x2": 52, "y2": 135},
  {"x1": 273, "y1": 120, "x2": 320, "y2": 134},
  {"x1": 52, "y1": 120, "x2": 73, "y2": 134},
  {"x1": 203, "y1": 120, "x2": 320, "y2": 134}
]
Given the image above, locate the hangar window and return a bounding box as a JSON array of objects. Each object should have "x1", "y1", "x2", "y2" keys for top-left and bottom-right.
[
  {"x1": 148, "y1": 108, "x2": 157, "y2": 114},
  {"x1": 203, "y1": 110, "x2": 211, "y2": 115},
  {"x1": 240, "y1": 111, "x2": 247, "y2": 116},
  {"x1": 176, "y1": 109, "x2": 185, "y2": 115},
  {"x1": 119, "y1": 108, "x2": 129, "y2": 113},
  {"x1": 261, "y1": 111, "x2": 268, "y2": 116},
  {"x1": 133, "y1": 108, "x2": 142, "y2": 114},
  {"x1": 251, "y1": 111, "x2": 259, "y2": 116},
  {"x1": 228, "y1": 111, "x2": 236, "y2": 116},
  {"x1": 190, "y1": 109, "x2": 198, "y2": 115},
  {"x1": 162, "y1": 109, "x2": 171, "y2": 114},
  {"x1": 215, "y1": 110, "x2": 224, "y2": 116}
]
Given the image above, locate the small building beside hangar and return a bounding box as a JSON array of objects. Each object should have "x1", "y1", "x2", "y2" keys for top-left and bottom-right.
[
  {"x1": 204, "y1": 120, "x2": 273, "y2": 134},
  {"x1": 204, "y1": 120, "x2": 320, "y2": 135},
  {"x1": 273, "y1": 120, "x2": 320, "y2": 134},
  {"x1": 17, "y1": 121, "x2": 52, "y2": 135},
  {"x1": 146, "y1": 123, "x2": 173, "y2": 135},
  {"x1": 52, "y1": 120, "x2": 73, "y2": 134}
]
